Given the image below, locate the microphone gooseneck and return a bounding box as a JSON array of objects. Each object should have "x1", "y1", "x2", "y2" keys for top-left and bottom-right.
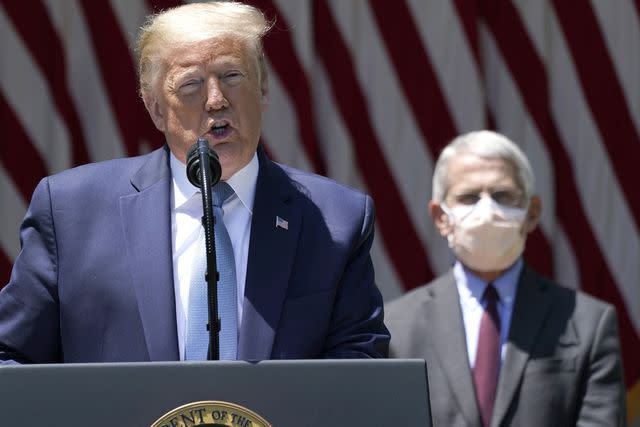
[{"x1": 186, "y1": 138, "x2": 222, "y2": 188}]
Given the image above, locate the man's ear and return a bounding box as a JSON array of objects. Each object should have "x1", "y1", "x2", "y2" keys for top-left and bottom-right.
[
  {"x1": 523, "y1": 195, "x2": 542, "y2": 234},
  {"x1": 142, "y1": 90, "x2": 165, "y2": 132},
  {"x1": 429, "y1": 200, "x2": 452, "y2": 237}
]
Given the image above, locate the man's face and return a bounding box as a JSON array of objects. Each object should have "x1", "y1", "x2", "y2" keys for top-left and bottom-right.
[
  {"x1": 428, "y1": 152, "x2": 542, "y2": 280},
  {"x1": 444, "y1": 154, "x2": 524, "y2": 211},
  {"x1": 145, "y1": 36, "x2": 268, "y2": 180},
  {"x1": 430, "y1": 152, "x2": 541, "y2": 238}
]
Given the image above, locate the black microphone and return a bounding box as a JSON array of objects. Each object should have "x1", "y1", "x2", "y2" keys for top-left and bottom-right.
[
  {"x1": 185, "y1": 137, "x2": 223, "y2": 360},
  {"x1": 186, "y1": 138, "x2": 222, "y2": 188}
]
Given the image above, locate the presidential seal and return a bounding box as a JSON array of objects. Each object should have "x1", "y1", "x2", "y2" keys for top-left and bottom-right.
[{"x1": 151, "y1": 401, "x2": 272, "y2": 427}]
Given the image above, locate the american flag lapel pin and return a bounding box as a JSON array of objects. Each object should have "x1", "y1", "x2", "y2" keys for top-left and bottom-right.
[{"x1": 275, "y1": 216, "x2": 289, "y2": 230}]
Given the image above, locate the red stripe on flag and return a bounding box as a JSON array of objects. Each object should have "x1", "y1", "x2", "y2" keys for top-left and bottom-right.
[
  {"x1": 0, "y1": 250, "x2": 12, "y2": 291},
  {"x1": 483, "y1": 0, "x2": 640, "y2": 387},
  {"x1": 370, "y1": 0, "x2": 458, "y2": 157},
  {"x1": 0, "y1": 94, "x2": 48, "y2": 201},
  {"x1": 453, "y1": 0, "x2": 481, "y2": 66},
  {"x1": 3, "y1": 1, "x2": 90, "y2": 167},
  {"x1": 146, "y1": 0, "x2": 180, "y2": 12},
  {"x1": 523, "y1": 229, "x2": 554, "y2": 279},
  {"x1": 552, "y1": 0, "x2": 640, "y2": 229},
  {"x1": 78, "y1": 0, "x2": 163, "y2": 155},
  {"x1": 486, "y1": 109, "x2": 497, "y2": 131},
  {"x1": 486, "y1": 113, "x2": 554, "y2": 278},
  {"x1": 314, "y1": 0, "x2": 434, "y2": 289},
  {"x1": 250, "y1": 0, "x2": 327, "y2": 175},
  {"x1": 453, "y1": 1, "x2": 496, "y2": 152}
]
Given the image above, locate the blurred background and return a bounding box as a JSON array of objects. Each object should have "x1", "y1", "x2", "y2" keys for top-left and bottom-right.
[{"x1": 0, "y1": 0, "x2": 638, "y2": 421}]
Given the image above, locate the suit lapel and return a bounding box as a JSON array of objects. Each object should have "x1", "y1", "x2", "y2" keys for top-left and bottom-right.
[
  {"x1": 237, "y1": 147, "x2": 301, "y2": 360},
  {"x1": 426, "y1": 272, "x2": 483, "y2": 427},
  {"x1": 119, "y1": 146, "x2": 179, "y2": 361},
  {"x1": 491, "y1": 267, "x2": 553, "y2": 427}
]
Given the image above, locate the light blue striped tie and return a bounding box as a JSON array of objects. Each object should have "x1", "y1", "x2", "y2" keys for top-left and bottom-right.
[{"x1": 185, "y1": 182, "x2": 238, "y2": 360}]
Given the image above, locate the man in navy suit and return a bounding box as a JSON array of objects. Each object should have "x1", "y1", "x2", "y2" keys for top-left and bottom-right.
[{"x1": 0, "y1": 1, "x2": 389, "y2": 363}]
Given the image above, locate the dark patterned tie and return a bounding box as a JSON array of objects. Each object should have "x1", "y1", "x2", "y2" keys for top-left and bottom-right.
[{"x1": 474, "y1": 283, "x2": 501, "y2": 427}]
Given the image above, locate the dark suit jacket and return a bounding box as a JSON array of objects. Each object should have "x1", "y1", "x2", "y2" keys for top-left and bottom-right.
[
  {"x1": 0, "y1": 145, "x2": 389, "y2": 362},
  {"x1": 386, "y1": 266, "x2": 626, "y2": 427}
]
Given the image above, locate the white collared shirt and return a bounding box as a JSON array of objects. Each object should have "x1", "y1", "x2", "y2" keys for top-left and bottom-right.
[
  {"x1": 454, "y1": 258, "x2": 522, "y2": 368},
  {"x1": 170, "y1": 151, "x2": 258, "y2": 360}
]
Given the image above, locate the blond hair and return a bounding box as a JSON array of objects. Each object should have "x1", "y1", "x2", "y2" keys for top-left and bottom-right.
[{"x1": 136, "y1": 1, "x2": 272, "y2": 95}]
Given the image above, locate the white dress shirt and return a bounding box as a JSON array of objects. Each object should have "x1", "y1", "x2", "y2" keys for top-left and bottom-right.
[
  {"x1": 454, "y1": 258, "x2": 523, "y2": 368},
  {"x1": 169, "y1": 151, "x2": 258, "y2": 360}
]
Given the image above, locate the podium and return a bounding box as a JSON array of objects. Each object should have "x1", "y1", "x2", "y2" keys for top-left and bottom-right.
[{"x1": 0, "y1": 359, "x2": 431, "y2": 426}]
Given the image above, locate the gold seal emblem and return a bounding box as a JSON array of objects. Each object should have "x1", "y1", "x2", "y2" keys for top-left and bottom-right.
[{"x1": 151, "y1": 401, "x2": 272, "y2": 427}]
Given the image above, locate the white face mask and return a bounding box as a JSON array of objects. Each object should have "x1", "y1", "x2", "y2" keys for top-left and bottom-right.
[{"x1": 442, "y1": 196, "x2": 527, "y2": 272}]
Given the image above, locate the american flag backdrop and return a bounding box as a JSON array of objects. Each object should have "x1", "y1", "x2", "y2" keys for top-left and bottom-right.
[{"x1": 1, "y1": 0, "x2": 639, "y2": 420}]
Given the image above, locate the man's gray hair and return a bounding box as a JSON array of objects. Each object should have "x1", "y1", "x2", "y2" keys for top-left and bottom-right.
[
  {"x1": 432, "y1": 130, "x2": 535, "y2": 202},
  {"x1": 136, "y1": 1, "x2": 272, "y2": 96}
]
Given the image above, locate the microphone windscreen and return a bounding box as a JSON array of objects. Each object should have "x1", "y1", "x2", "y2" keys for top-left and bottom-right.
[{"x1": 186, "y1": 139, "x2": 221, "y2": 188}]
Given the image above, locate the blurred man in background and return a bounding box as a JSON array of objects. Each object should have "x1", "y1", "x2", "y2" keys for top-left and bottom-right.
[{"x1": 386, "y1": 130, "x2": 625, "y2": 426}]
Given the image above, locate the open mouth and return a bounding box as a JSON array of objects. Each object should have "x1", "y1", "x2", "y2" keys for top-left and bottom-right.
[{"x1": 210, "y1": 122, "x2": 231, "y2": 139}]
